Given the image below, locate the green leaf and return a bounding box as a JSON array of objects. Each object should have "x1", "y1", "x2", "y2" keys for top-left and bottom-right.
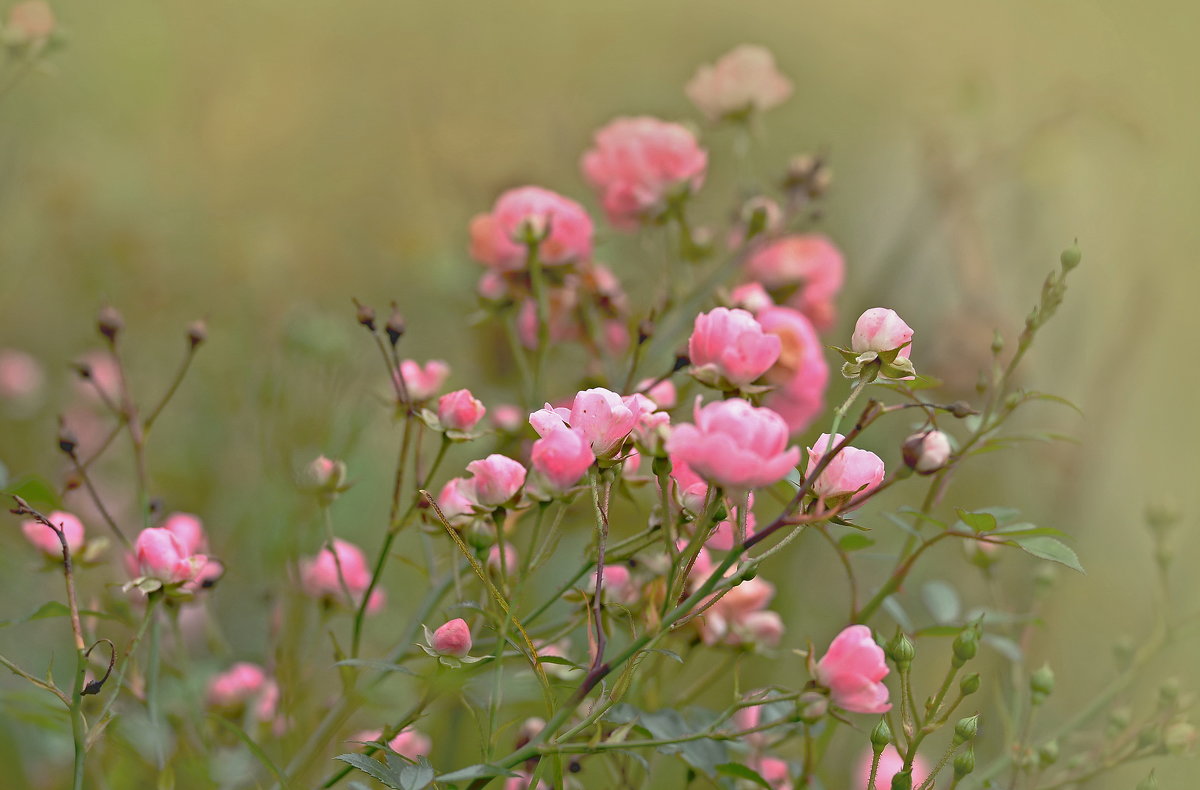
[
  {"x1": 336, "y1": 754, "x2": 404, "y2": 789},
  {"x1": 955, "y1": 509, "x2": 997, "y2": 533},
  {"x1": 1011, "y1": 536, "x2": 1084, "y2": 573},
  {"x1": 921, "y1": 581, "x2": 961, "y2": 624},
  {"x1": 0, "y1": 601, "x2": 121, "y2": 629},
  {"x1": 384, "y1": 753, "x2": 435, "y2": 790},
  {"x1": 646, "y1": 648, "x2": 684, "y2": 664},
  {"x1": 838, "y1": 533, "x2": 875, "y2": 552},
  {"x1": 436, "y1": 763, "x2": 519, "y2": 783},
  {"x1": 993, "y1": 524, "x2": 1066, "y2": 538},
  {"x1": 717, "y1": 762, "x2": 772, "y2": 788}
]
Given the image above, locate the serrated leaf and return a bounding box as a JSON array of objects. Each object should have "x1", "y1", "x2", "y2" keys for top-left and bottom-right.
[
  {"x1": 336, "y1": 754, "x2": 404, "y2": 789},
  {"x1": 838, "y1": 533, "x2": 875, "y2": 552},
  {"x1": 1011, "y1": 536, "x2": 1083, "y2": 573},
  {"x1": 920, "y1": 580, "x2": 961, "y2": 624},
  {"x1": 384, "y1": 753, "x2": 435, "y2": 790},
  {"x1": 717, "y1": 762, "x2": 772, "y2": 788}
]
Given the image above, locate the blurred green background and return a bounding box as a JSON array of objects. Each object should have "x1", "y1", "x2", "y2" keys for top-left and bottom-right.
[{"x1": 1, "y1": 0, "x2": 1197, "y2": 787}]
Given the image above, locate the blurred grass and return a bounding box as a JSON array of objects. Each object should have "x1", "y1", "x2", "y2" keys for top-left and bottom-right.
[{"x1": 1, "y1": 0, "x2": 1198, "y2": 787}]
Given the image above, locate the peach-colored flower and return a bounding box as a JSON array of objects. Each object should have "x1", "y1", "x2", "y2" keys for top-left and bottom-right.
[
  {"x1": 469, "y1": 186, "x2": 594, "y2": 271},
  {"x1": 581, "y1": 116, "x2": 708, "y2": 230},
  {"x1": 685, "y1": 44, "x2": 793, "y2": 121},
  {"x1": 666, "y1": 398, "x2": 800, "y2": 490},
  {"x1": 816, "y1": 625, "x2": 891, "y2": 714}
]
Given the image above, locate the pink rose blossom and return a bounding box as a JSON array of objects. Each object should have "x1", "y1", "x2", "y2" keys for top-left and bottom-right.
[
  {"x1": 161, "y1": 512, "x2": 206, "y2": 555},
  {"x1": 22, "y1": 511, "x2": 85, "y2": 557},
  {"x1": 465, "y1": 454, "x2": 526, "y2": 507},
  {"x1": 742, "y1": 610, "x2": 785, "y2": 647},
  {"x1": 744, "y1": 234, "x2": 845, "y2": 329},
  {"x1": 581, "y1": 116, "x2": 708, "y2": 230},
  {"x1": 533, "y1": 388, "x2": 648, "y2": 459},
  {"x1": 806, "y1": 434, "x2": 886, "y2": 504},
  {"x1": 303, "y1": 455, "x2": 346, "y2": 491},
  {"x1": 0, "y1": 349, "x2": 44, "y2": 406},
  {"x1": 516, "y1": 288, "x2": 581, "y2": 350},
  {"x1": 469, "y1": 186, "x2": 594, "y2": 271},
  {"x1": 431, "y1": 618, "x2": 472, "y2": 658},
  {"x1": 856, "y1": 746, "x2": 929, "y2": 790},
  {"x1": 758, "y1": 306, "x2": 829, "y2": 435},
  {"x1": 816, "y1": 625, "x2": 891, "y2": 714},
  {"x1": 5, "y1": 1, "x2": 54, "y2": 44},
  {"x1": 531, "y1": 424, "x2": 595, "y2": 493},
  {"x1": 685, "y1": 44, "x2": 793, "y2": 121},
  {"x1": 666, "y1": 398, "x2": 800, "y2": 490},
  {"x1": 756, "y1": 756, "x2": 794, "y2": 790},
  {"x1": 688, "y1": 307, "x2": 781, "y2": 389},
  {"x1": 491, "y1": 404, "x2": 524, "y2": 433},
  {"x1": 851, "y1": 308, "x2": 913, "y2": 356},
  {"x1": 135, "y1": 527, "x2": 208, "y2": 585},
  {"x1": 397, "y1": 359, "x2": 450, "y2": 401},
  {"x1": 207, "y1": 662, "x2": 267, "y2": 708},
  {"x1": 438, "y1": 388, "x2": 487, "y2": 432},
  {"x1": 707, "y1": 497, "x2": 756, "y2": 551},
  {"x1": 637, "y1": 378, "x2": 677, "y2": 410},
  {"x1": 437, "y1": 477, "x2": 478, "y2": 524},
  {"x1": 730, "y1": 282, "x2": 774, "y2": 314},
  {"x1": 669, "y1": 456, "x2": 710, "y2": 513},
  {"x1": 588, "y1": 563, "x2": 638, "y2": 605},
  {"x1": 300, "y1": 539, "x2": 385, "y2": 613},
  {"x1": 487, "y1": 543, "x2": 518, "y2": 573}
]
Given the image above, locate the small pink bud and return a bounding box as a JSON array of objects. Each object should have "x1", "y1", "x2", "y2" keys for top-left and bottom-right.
[
  {"x1": 491, "y1": 404, "x2": 524, "y2": 432},
  {"x1": 465, "y1": 454, "x2": 526, "y2": 507},
  {"x1": 806, "y1": 434, "x2": 886, "y2": 506},
  {"x1": 303, "y1": 455, "x2": 346, "y2": 491},
  {"x1": 21, "y1": 511, "x2": 85, "y2": 557},
  {"x1": 816, "y1": 625, "x2": 891, "y2": 714},
  {"x1": 688, "y1": 307, "x2": 781, "y2": 389},
  {"x1": 851, "y1": 307, "x2": 914, "y2": 356},
  {"x1": 431, "y1": 618, "x2": 472, "y2": 658},
  {"x1": 437, "y1": 388, "x2": 487, "y2": 432},
  {"x1": 902, "y1": 430, "x2": 952, "y2": 474},
  {"x1": 135, "y1": 527, "x2": 207, "y2": 584}
]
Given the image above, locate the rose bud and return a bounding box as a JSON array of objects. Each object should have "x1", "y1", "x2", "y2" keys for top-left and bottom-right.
[
  {"x1": 530, "y1": 424, "x2": 595, "y2": 494},
  {"x1": 902, "y1": 430, "x2": 952, "y2": 475},
  {"x1": 465, "y1": 454, "x2": 526, "y2": 507},
  {"x1": 135, "y1": 527, "x2": 207, "y2": 585},
  {"x1": 851, "y1": 307, "x2": 914, "y2": 355},
  {"x1": 22, "y1": 511, "x2": 85, "y2": 557},
  {"x1": 815, "y1": 625, "x2": 891, "y2": 714},
  {"x1": 437, "y1": 388, "x2": 487, "y2": 433},
  {"x1": 430, "y1": 618, "x2": 472, "y2": 658}
]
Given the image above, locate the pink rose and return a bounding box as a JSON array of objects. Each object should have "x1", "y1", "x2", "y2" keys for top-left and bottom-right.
[
  {"x1": 707, "y1": 496, "x2": 756, "y2": 551},
  {"x1": 397, "y1": 360, "x2": 450, "y2": 401},
  {"x1": 5, "y1": 1, "x2": 54, "y2": 44},
  {"x1": 755, "y1": 755, "x2": 794, "y2": 790},
  {"x1": 636, "y1": 378, "x2": 677, "y2": 409},
  {"x1": 135, "y1": 527, "x2": 207, "y2": 584},
  {"x1": 465, "y1": 454, "x2": 526, "y2": 507},
  {"x1": 516, "y1": 288, "x2": 582, "y2": 350},
  {"x1": 431, "y1": 618, "x2": 472, "y2": 658},
  {"x1": 729, "y1": 282, "x2": 774, "y2": 314},
  {"x1": 469, "y1": 186, "x2": 593, "y2": 271},
  {"x1": 22, "y1": 511, "x2": 85, "y2": 557},
  {"x1": 490, "y1": 404, "x2": 524, "y2": 433},
  {"x1": 533, "y1": 388, "x2": 649, "y2": 459},
  {"x1": 851, "y1": 308, "x2": 913, "y2": 356},
  {"x1": 685, "y1": 44, "x2": 793, "y2": 121},
  {"x1": 207, "y1": 662, "x2": 266, "y2": 708},
  {"x1": 531, "y1": 424, "x2": 595, "y2": 493},
  {"x1": 757, "y1": 306, "x2": 829, "y2": 435},
  {"x1": 486, "y1": 543, "x2": 519, "y2": 573},
  {"x1": 437, "y1": 477, "x2": 477, "y2": 525},
  {"x1": 815, "y1": 625, "x2": 891, "y2": 714},
  {"x1": 300, "y1": 539, "x2": 384, "y2": 613},
  {"x1": 666, "y1": 398, "x2": 800, "y2": 490},
  {"x1": 744, "y1": 234, "x2": 845, "y2": 330},
  {"x1": 903, "y1": 430, "x2": 951, "y2": 474},
  {"x1": 688, "y1": 307, "x2": 781, "y2": 389},
  {"x1": 438, "y1": 388, "x2": 487, "y2": 432},
  {"x1": 0, "y1": 349, "x2": 44, "y2": 406},
  {"x1": 581, "y1": 116, "x2": 708, "y2": 230},
  {"x1": 856, "y1": 746, "x2": 928, "y2": 790},
  {"x1": 806, "y1": 434, "x2": 886, "y2": 504},
  {"x1": 161, "y1": 512, "x2": 206, "y2": 555}
]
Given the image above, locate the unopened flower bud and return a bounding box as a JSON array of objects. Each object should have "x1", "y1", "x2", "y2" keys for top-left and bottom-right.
[
  {"x1": 1030, "y1": 664, "x2": 1055, "y2": 703},
  {"x1": 1060, "y1": 242, "x2": 1082, "y2": 272},
  {"x1": 57, "y1": 421, "x2": 78, "y2": 455},
  {"x1": 953, "y1": 748, "x2": 976, "y2": 779},
  {"x1": 1108, "y1": 706, "x2": 1132, "y2": 734},
  {"x1": 887, "y1": 632, "x2": 915, "y2": 670},
  {"x1": 353, "y1": 300, "x2": 376, "y2": 331},
  {"x1": 902, "y1": 430, "x2": 951, "y2": 475},
  {"x1": 960, "y1": 672, "x2": 981, "y2": 696},
  {"x1": 952, "y1": 627, "x2": 979, "y2": 666},
  {"x1": 870, "y1": 718, "x2": 892, "y2": 751},
  {"x1": 97, "y1": 305, "x2": 124, "y2": 344},
  {"x1": 187, "y1": 319, "x2": 208, "y2": 348},
  {"x1": 949, "y1": 401, "x2": 977, "y2": 419},
  {"x1": 889, "y1": 769, "x2": 913, "y2": 790},
  {"x1": 303, "y1": 455, "x2": 346, "y2": 494},
  {"x1": 637, "y1": 318, "x2": 655, "y2": 344},
  {"x1": 1137, "y1": 725, "x2": 1161, "y2": 751},
  {"x1": 1038, "y1": 740, "x2": 1059, "y2": 766},
  {"x1": 385, "y1": 304, "x2": 406, "y2": 346},
  {"x1": 953, "y1": 714, "x2": 979, "y2": 745},
  {"x1": 990, "y1": 330, "x2": 1004, "y2": 356},
  {"x1": 430, "y1": 618, "x2": 472, "y2": 658}
]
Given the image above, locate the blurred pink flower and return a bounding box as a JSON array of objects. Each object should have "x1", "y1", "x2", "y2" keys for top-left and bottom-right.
[
  {"x1": 758, "y1": 306, "x2": 829, "y2": 435},
  {"x1": 744, "y1": 234, "x2": 845, "y2": 330},
  {"x1": 637, "y1": 378, "x2": 677, "y2": 410},
  {"x1": 856, "y1": 746, "x2": 928, "y2": 790},
  {"x1": 730, "y1": 282, "x2": 775, "y2": 314},
  {"x1": 437, "y1": 477, "x2": 477, "y2": 524},
  {"x1": 755, "y1": 755, "x2": 794, "y2": 790},
  {"x1": 438, "y1": 388, "x2": 487, "y2": 432},
  {"x1": 469, "y1": 186, "x2": 594, "y2": 271},
  {"x1": 0, "y1": 349, "x2": 44, "y2": 407},
  {"x1": 685, "y1": 44, "x2": 793, "y2": 121},
  {"x1": 73, "y1": 351, "x2": 122, "y2": 408},
  {"x1": 431, "y1": 618, "x2": 472, "y2": 658},
  {"x1": 666, "y1": 398, "x2": 800, "y2": 490},
  {"x1": 353, "y1": 728, "x2": 432, "y2": 759},
  {"x1": 531, "y1": 424, "x2": 594, "y2": 493},
  {"x1": 816, "y1": 625, "x2": 891, "y2": 714},
  {"x1": 490, "y1": 404, "x2": 524, "y2": 433},
  {"x1": 300, "y1": 538, "x2": 385, "y2": 613},
  {"x1": 486, "y1": 543, "x2": 518, "y2": 573},
  {"x1": 806, "y1": 434, "x2": 886, "y2": 505},
  {"x1": 669, "y1": 456, "x2": 710, "y2": 514},
  {"x1": 5, "y1": 1, "x2": 54, "y2": 44},
  {"x1": 581, "y1": 116, "x2": 708, "y2": 229},
  {"x1": 22, "y1": 511, "x2": 85, "y2": 557},
  {"x1": 397, "y1": 360, "x2": 450, "y2": 401},
  {"x1": 465, "y1": 454, "x2": 526, "y2": 507},
  {"x1": 161, "y1": 512, "x2": 206, "y2": 555},
  {"x1": 851, "y1": 308, "x2": 913, "y2": 356},
  {"x1": 207, "y1": 662, "x2": 267, "y2": 708},
  {"x1": 689, "y1": 307, "x2": 781, "y2": 389}
]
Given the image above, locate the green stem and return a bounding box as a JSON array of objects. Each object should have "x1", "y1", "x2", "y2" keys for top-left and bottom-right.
[{"x1": 148, "y1": 603, "x2": 164, "y2": 770}]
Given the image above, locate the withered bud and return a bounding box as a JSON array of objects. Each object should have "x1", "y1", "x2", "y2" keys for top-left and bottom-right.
[
  {"x1": 97, "y1": 305, "x2": 124, "y2": 344},
  {"x1": 187, "y1": 319, "x2": 208, "y2": 348},
  {"x1": 672, "y1": 351, "x2": 691, "y2": 372},
  {"x1": 385, "y1": 304, "x2": 406, "y2": 346},
  {"x1": 353, "y1": 299, "x2": 376, "y2": 332}
]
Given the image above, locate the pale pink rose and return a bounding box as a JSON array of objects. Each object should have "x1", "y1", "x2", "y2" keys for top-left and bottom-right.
[
  {"x1": 688, "y1": 307, "x2": 781, "y2": 389},
  {"x1": 903, "y1": 430, "x2": 951, "y2": 474},
  {"x1": 581, "y1": 116, "x2": 708, "y2": 230},
  {"x1": 397, "y1": 360, "x2": 450, "y2": 401},
  {"x1": 469, "y1": 186, "x2": 594, "y2": 271},
  {"x1": 851, "y1": 308, "x2": 913, "y2": 356},
  {"x1": 161, "y1": 512, "x2": 206, "y2": 555},
  {"x1": 856, "y1": 746, "x2": 929, "y2": 790},
  {"x1": 22, "y1": 511, "x2": 85, "y2": 557},
  {"x1": 669, "y1": 455, "x2": 710, "y2": 513},
  {"x1": 387, "y1": 728, "x2": 431, "y2": 759},
  {"x1": 806, "y1": 434, "x2": 886, "y2": 504},
  {"x1": 531, "y1": 424, "x2": 594, "y2": 493},
  {"x1": 686, "y1": 44, "x2": 793, "y2": 121},
  {"x1": 0, "y1": 349, "x2": 44, "y2": 405},
  {"x1": 730, "y1": 282, "x2": 775, "y2": 314},
  {"x1": 431, "y1": 618, "x2": 472, "y2": 658},
  {"x1": 631, "y1": 407, "x2": 671, "y2": 457},
  {"x1": 758, "y1": 306, "x2": 829, "y2": 434},
  {"x1": 588, "y1": 564, "x2": 638, "y2": 604},
  {"x1": 490, "y1": 404, "x2": 524, "y2": 433},
  {"x1": 756, "y1": 755, "x2": 794, "y2": 790},
  {"x1": 816, "y1": 625, "x2": 891, "y2": 714},
  {"x1": 465, "y1": 454, "x2": 526, "y2": 507},
  {"x1": 534, "y1": 388, "x2": 648, "y2": 459},
  {"x1": 438, "y1": 388, "x2": 487, "y2": 432},
  {"x1": 744, "y1": 234, "x2": 845, "y2": 330},
  {"x1": 5, "y1": 1, "x2": 54, "y2": 44},
  {"x1": 300, "y1": 539, "x2": 384, "y2": 612},
  {"x1": 716, "y1": 576, "x2": 775, "y2": 619},
  {"x1": 476, "y1": 269, "x2": 511, "y2": 302},
  {"x1": 666, "y1": 398, "x2": 800, "y2": 490},
  {"x1": 207, "y1": 662, "x2": 266, "y2": 708},
  {"x1": 437, "y1": 477, "x2": 478, "y2": 524},
  {"x1": 637, "y1": 378, "x2": 677, "y2": 410},
  {"x1": 486, "y1": 543, "x2": 519, "y2": 573},
  {"x1": 516, "y1": 288, "x2": 582, "y2": 350},
  {"x1": 741, "y1": 610, "x2": 785, "y2": 647},
  {"x1": 135, "y1": 527, "x2": 207, "y2": 584}
]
